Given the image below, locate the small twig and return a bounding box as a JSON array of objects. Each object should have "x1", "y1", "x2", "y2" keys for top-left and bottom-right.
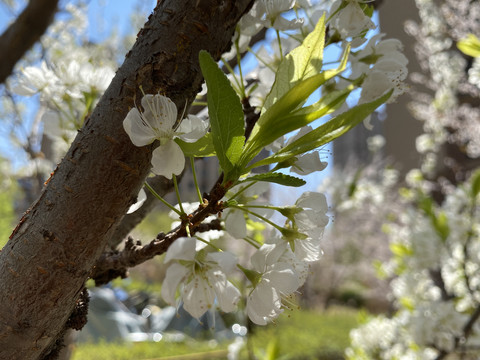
[{"x1": 91, "y1": 181, "x2": 228, "y2": 285}]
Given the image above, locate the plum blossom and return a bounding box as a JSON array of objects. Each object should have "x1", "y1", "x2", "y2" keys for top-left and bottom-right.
[
  {"x1": 246, "y1": 243, "x2": 301, "y2": 325},
  {"x1": 330, "y1": 0, "x2": 376, "y2": 45},
  {"x1": 355, "y1": 35, "x2": 409, "y2": 104},
  {"x1": 241, "y1": 0, "x2": 304, "y2": 33},
  {"x1": 14, "y1": 61, "x2": 57, "y2": 97},
  {"x1": 162, "y1": 237, "x2": 240, "y2": 318},
  {"x1": 261, "y1": 0, "x2": 304, "y2": 30},
  {"x1": 123, "y1": 94, "x2": 208, "y2": 179},
  {"x1": 290, "y1": 191, "x2": 329, "y2": 262}
]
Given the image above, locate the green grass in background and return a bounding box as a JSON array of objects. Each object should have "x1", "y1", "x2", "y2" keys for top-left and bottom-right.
[
  {"x1": 72, "y1": 340, "x2": 228, "y2": 360},
  {"x1": 71, "y1": 307, "x2": 358, "y2": 360},
  {"x1": 247, "y1": 307, "x2": 358, "y2": 360}
]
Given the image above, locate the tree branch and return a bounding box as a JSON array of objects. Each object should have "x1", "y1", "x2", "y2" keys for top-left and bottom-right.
[
  {"x1": 91, "y1": 177, "x2": 228, "y2": 284},
  {"x1": 0, "y1": 0, "x2": 60, "y2": 84}
]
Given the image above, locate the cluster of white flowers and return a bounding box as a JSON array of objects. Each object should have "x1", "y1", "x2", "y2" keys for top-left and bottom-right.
[
  {"x1": 8, "y1": 0, "x2": 410, "y2": 330},
  {"x1": 346, "y1": 171, "x2": 480, "y2": 358},
  {"x1": 123, "y1": 88, "x2": 331, "y2": 324},
  {"x1": 121, "y1": 0, "x2": 411, "y2": 327},
  {"x1": 10, "y1": 4, "x2": 117, "y2": 163}
]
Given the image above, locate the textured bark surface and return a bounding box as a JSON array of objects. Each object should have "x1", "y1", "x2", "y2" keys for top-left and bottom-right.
[
  {"x1": 0, "y1": 1, "x2": 253, "y2": 358},
  {"x1": 0, "y1": 0, "x2": 59, "y2": 84}
]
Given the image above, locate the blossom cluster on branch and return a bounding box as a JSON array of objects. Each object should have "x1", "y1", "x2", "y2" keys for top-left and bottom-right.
[
  {"x1": 6, "y1": 0, "x2": 408, "y2": 329},
  {"x1": 343, "y1": 0, "x2": 480, "y2": 359}
]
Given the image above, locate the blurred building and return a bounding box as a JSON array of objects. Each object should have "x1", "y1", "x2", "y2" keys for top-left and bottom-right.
[{"x1": 334, "y1": 0, "x2": 423, "y2": 172}]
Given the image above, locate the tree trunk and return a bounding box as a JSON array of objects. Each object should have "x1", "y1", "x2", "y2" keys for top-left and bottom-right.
[{"x1": 0, "y1": 1, "x2": 253, "y2": 358}]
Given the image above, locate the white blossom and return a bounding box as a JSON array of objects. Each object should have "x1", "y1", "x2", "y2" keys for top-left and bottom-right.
[
  {"x1": 330, "y1": 0, "x2": 376, "y2": 44},
  {"x1": 123, "y1": 94, "x2": 207, "y2": 179},
  {"x1": 246, "y1": 243, "x2": 301, "y2": 325},
  {"x1": 14, "y1": 62, "x2": 57, "y2": 97},
  {"x1": 292, "y1": 191, "x2": 329, "y2": 261},
  {"x1": 162, "y1": 237, "x2": 240, "y2": 318}
]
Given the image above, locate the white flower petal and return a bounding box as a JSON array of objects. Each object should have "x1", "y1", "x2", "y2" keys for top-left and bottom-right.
[
  {"x1": 251, "y1": 243, "x2": 284, "y2": 272},
  {"x1": 264, "y1": 262, "x2": 299, "y2": 294},
  {"x1": 210, "y1": 270, "x2": 241, "y2": 313},
  {"x1": 294, "y1": 237, "x2": 323, "y2": 263},
  {"x1": 247, "y1": 282, "x2": 281, "y2": 325},
  {"x1": 177, "y1": 115, "x2": 209, "y2": 143},
  {"x1": 162, "y1": 263, "x2": 189, "y2": 306},
  {"x1": 123, "y1": 108, "x2": 157, "y2": 146},
  {"x1": 207, "y1": 251, "x2": 237, "y2": 274},
  {"x1": 183, "y1": 275, "x2": 216, "y2": 318},
  {"x1": 141, "y1": 94, "x2": 178, "y2": 132},
  {"x1": 164, "y1": 237, "x2": 196, "y2": 263},
  {"x1": 271, "y1": 16, "x2": 304, "y2": 31},
  {"x1": 291, "y1": 152, "x2": 327, "y2": 175},
  {"x1": 127, "y1": 188, "x2": 147, "y2": 214},
  {"x1": 151, "y1": 140, "x2": 185, "y2": 179},
  {"x1": 225, "y1": 210, "x2": 247, "y2": 239},
  {"x1": 359, "y1": 71, "x2": 392, "y2": 104},
  {"x1": 296, "y1": 191, "x2": 327, "y2": 210}
]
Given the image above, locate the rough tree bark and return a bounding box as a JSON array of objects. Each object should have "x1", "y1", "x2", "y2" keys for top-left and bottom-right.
[
  {"x1": 0, "y1": 0, "x2": 60, "y2": 85},
  {"x1": 0, "y1": 1, "x2": 254, "y2": 359}
]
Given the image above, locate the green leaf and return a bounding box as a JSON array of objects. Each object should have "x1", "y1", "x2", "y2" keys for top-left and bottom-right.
[
  {"x1": 418, "y1": 196, "x2": 434, "y2": 218},
  {"x1": 262, "y1": 14, "x2": 326, "y2": 113},
  {"x1": 241, "y1": 48, "x2": 350, "y2": 169},
  {"x1": 248, "y1": 90, "x2": 392, "y2": 170},
  {"x1": 390, "y1": 243, "x2": 412, "y2": 257},
  {"x1": 175, "y1": 133, "x2": 215, "y2": 157},
  {"x1": 470, "y1": 169, "x2": 480, "y2": 197},
  {"x1": 457, "y1": 34, "x2": 480, "y2": 58},
  {"x1": 433, "y1": 211, "x2": 450, "y2": 242},
  {"x1": 238, "y1": 172, "x2": 306, "y2": 187},
  {"x1": 199, "y1": 50, "x2": 245, "y2": 180},
  {"x1": 247, "y1": 84, "x2": 352, "y2": 164}
]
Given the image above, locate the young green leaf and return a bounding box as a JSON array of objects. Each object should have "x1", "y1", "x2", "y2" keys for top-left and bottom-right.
[
  {"x1": 470, "y1": 169, "x2": 480, "y2": 198},
  {"x1": 238, "y1": 172, "x2": 306, "y2": 187},
  {"x1": 246, "y1": 85, "x2": 353, "y2": 158},
  {"x1": 199, "y1": 50, "x2": 245, "y2": 180},
  {"x1": 175, "y1": 133, "x2": 215, "y2": 157},
  {"x1": 241, "y1": 46, "x2": 350, "y2": 169},
  {"x1": 262, "y1": 13, "x2": 326, "y2": 113},
  {"x1": 247, "y1": 90, "x2": 392, "y2": 170},
  {"x1": 457, "y1": 34, "x2": 480, "y2": 58}
]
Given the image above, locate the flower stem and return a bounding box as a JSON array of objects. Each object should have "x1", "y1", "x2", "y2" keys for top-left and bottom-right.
[
  {"x1": 235, "y1": 37, "x2": 246, "y2": 97},
  {"x1": 276, "y1": 29, "x2": 284, "y2": 59},
  {"x1": 228, "y1": 181, "x2": 257, "y2": 201},
  {"x1": 172, "y1": 174, "x2": 185, "y2": 215},
  {"x1": 243, "y1": 236, "x2": 261, "y2": 249},
  {"x1": 144, "y1": 181, "x2": 182, "y2": 216},
  {"x1": 196, "y1": 236, "x2": 223, "y2": 252},
  {"x1": 190, "y1": 157, "x2": 204, "y2": 203},
  {"x1": 221, "y1": 56, "x2": 244, "y2": 97},
  {"x1": 230, "y1": 204, "x2": 284, "y2": 233}
]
